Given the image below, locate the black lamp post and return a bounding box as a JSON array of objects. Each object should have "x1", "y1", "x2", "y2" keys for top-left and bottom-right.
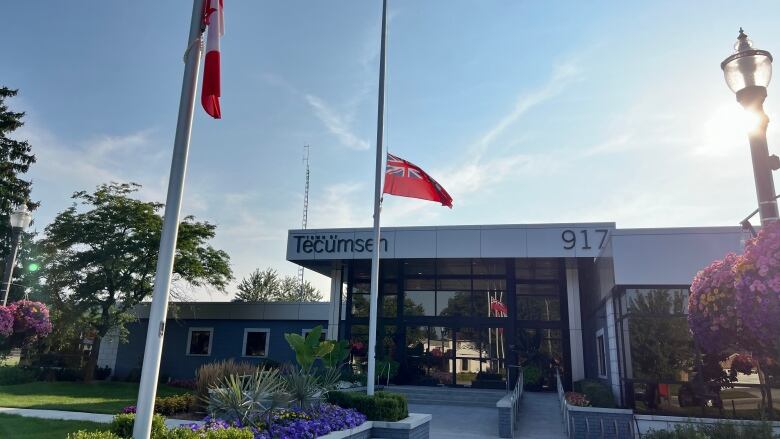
[
  {"x1": 2, "y1": 205, "x2": 32, "y2": 306},
  {"x1": 722, "y1": 28, "x2": 779, "y2": 225}
]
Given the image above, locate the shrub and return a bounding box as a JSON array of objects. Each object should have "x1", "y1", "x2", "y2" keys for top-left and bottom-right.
[
  {"x1": 207, "y1": 369, "x2": 287, "y2": 428},
  {"x1": 327, "y1": 391, "x2": 408, "y2": 421},
  {"x1": 522, "y1": 365, "x2": 542, "y2": 390},
  {"x1": 564, "y1": 391, "x2": 590, "y2": 407},
  {"x1": 643, "y1": 422, "x2": 777, "y2": 439},
  {"x1": 0, "y1": 366, "x2": 37, "y2": 385},
  {"x1": 109, "y1": 413, "x2": 167, "y2": 439},
  {"x1": 573, "y1": 379, "x2": 616, "y2": 408},
  {"x1": 123, "y1": 368, "x2": 142, "y2": 382},
  {"x1": 168, "y1": 378, "x2": 197, "y2": 390},
  {"x1": 202, "y1": 429, "x2": 254, "y2": 439},
  {"x1": 37, "y1": 367, "x2": 83, "y2": 382},
  {"x1": 196, "y1": 360, "x2": 257, "y2": 405},
  {"x1": 155, "y1": 394, "x2": 196, "y2": 416},
  {"x1": 94, "y1": 365, "x2": 112, "y2": 380},
  {"x1": 67, "y1": 431, "x2": 122, "y2": 439}
]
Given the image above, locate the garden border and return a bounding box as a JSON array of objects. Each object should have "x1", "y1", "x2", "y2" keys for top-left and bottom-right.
[{"x1": 318, "y1": 413, "x2": 431, "y2": 439}]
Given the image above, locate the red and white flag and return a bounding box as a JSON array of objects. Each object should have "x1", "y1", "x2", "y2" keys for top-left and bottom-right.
[
  {"x1": 201, "y1": 0, "x2": 223, "y2": 119},
  {"x1": 383, "y1": 153, "x2": 453, "y2": 208}
]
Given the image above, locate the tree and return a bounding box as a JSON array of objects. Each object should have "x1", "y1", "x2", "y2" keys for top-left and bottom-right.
[
  {"x1": 0, "y1": 87, "x2": 38, "y2": 298},
  {"x1": 0, "y1": 87, "x2": 36, "y2": 222},
  {"x1": 233, "y1": 267, "x2": 322, "y2": 302},
  {"x1": 40, "y1": 183, "x2": 232, "y2": 380}
]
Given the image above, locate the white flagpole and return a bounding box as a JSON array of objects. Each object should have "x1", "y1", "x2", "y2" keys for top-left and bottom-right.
[
  {"x1": 133, "y1": 0, "x2": 204, "y2": 437},
  {"x1": 366, "y1": 0, "x2": 388, "y2": 396}
]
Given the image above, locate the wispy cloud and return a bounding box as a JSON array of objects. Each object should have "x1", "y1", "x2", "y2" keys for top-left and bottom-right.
[
  {"x1": 471, "y1": 60, "x2": 582, "y2": 159},
  {"x1": 310, "y1": 181, "x2": 369, "y2": 228},
  {"x1": 305, "y1": 94, "x2": 370, "y2": 150}
]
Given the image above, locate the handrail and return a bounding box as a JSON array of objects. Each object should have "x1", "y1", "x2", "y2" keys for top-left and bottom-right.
[
  {"x1": 556, "y1": 369, "x2": 569, "y2": 436},
  {"x1": 502, "y1": 365, "x2": 524, "y2": 437}
]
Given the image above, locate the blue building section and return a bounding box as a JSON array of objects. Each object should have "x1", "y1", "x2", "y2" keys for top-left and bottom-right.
[{"x1": 100, "y1": 302, "x2": 331, "y2": 380}]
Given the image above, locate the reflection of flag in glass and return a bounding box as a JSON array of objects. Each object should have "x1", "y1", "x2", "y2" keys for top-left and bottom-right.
[{"x1": 490, "y1": 298, "x2": 508, "y2": 316}]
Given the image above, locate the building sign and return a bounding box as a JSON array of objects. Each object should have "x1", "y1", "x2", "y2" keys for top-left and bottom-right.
[
  {"x1": 287, "y1": 223, "x2": 615, "y2": 261},
  {"x1": 293, "y1": 234, "x2": 388, "y2": 254}
]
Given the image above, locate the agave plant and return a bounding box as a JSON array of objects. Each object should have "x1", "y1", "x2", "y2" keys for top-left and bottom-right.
[
  {"x1": 283, "y1": 366, "x2": 328, "y2": 409},
  {"x1": 207, "y1": 367, "x2": 288, "y2": 427}
]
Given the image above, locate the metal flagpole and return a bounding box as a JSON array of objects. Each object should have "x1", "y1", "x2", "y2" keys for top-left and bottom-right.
[
  {"x1": 133, "y1": 0, "x2": 204, "y2": 436},
  {"x1": 366, "y1": 0, "x2": 388, "y2": 396}
]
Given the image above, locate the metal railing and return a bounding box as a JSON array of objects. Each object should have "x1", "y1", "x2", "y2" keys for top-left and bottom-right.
[
  {"x1": 507, "y1": 366, "x2": 523, "y2": 436},
  {"x1": 556, "y1": 370, "x2": 570, "y2": 435}
]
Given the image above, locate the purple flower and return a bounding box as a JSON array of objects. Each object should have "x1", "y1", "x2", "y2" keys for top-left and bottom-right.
[{"x1": 0, "y1": 307, "x2": 13, "y2": 337}]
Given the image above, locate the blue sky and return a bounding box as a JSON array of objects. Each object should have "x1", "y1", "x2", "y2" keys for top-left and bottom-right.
[{"x1": 4, "y1": 1, "x2": 780, "y2": 298}]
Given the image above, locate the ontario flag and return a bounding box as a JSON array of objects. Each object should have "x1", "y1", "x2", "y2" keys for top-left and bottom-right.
[
  {"x1": 201, "y1": 0, "x2": 223, "y2": 119},
  {"x1": 383, "y1": 153, "x2": 453, "y2": 208}
]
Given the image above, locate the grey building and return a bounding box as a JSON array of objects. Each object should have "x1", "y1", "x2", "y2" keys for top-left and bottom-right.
[{"x1": 286, "y1": 222, "x2": 745, "y2": 402}]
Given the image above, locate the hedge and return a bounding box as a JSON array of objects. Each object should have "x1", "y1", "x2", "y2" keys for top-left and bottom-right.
[
  {"x1": 327, "y1": 391, "x2": 408, "y2": 422},
  {"x1": 574, "y1": 379, "x2": 616, "y2": 408}
]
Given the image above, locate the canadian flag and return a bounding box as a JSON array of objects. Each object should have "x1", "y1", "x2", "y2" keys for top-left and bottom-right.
[{"x1": 201, "y1": 0, "x2": 223, "y2": 119}]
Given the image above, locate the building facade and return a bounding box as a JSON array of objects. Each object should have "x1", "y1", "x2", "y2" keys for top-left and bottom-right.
[
  {"x1": 287, "y1": 223, "x2": 746, "y2": 402},
  {"x1": 99, "y1": 302, "x2": 329, "y2": 380}
]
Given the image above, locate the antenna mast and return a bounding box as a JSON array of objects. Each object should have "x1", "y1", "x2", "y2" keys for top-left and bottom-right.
[{"x1": 298, "y1": 145, "x2": 310, "y2": 299}]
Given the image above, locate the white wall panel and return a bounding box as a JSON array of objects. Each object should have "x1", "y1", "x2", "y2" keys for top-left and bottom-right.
[
  {"x1": 612, "y1": 228, "x2": 744, "y2": 285},
  {"x1": 436, "y1": 229, "x2": 481, "y2": 257}
]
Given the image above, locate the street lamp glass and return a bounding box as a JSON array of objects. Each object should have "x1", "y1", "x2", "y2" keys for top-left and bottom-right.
[
  {"x1": 722, "y1": 29, "x2": 773, "y2": 93},
  {"x1": 9, "y1": 205, "x2": 32, "y2": 229}
]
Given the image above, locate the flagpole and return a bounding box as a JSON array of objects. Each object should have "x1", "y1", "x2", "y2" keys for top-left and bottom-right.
[
  {"x1": 366, "y1": 0, "x2": 388, "y2": 396},
  {"x1": 133, "y1": 0, "x2": 204, "y2": 437}
]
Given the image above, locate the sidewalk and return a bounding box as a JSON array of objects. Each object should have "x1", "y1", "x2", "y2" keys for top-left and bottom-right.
[{"x1": 0, "y1": 407, "x2": 203, "y2": 429}]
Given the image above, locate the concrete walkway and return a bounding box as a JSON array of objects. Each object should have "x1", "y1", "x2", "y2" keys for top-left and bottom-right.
[
  {"x1": 515, "y1": 392, "x2": 566, "y2": 439},
  {"x1": 409, "y1": 403, "x2": 500, "y2": 439},
  {"x1": 0, "y1": 407, "x2": 202, "y2": 429}
]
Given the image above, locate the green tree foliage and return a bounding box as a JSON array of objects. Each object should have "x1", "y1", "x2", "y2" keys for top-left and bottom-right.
[
  {"x1": 0, "y1": 87, "x2": 36, "y2": 222},
  {"x1": 0, "y1": 87, "x2": 38, "y2": 299},
  {"x1": 233, "y1": 267, "x2": 322, "y2": 302},
  {"x1": 628, "y1": 289, "x2": 693, "y2": 381},
  {"x1": 40, "y1": 183, "x2": 232, "y2": 380}
]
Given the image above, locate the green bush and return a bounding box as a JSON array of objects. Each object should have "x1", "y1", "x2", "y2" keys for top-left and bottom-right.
[
  {"x1": 642, "y1": 422, "x2": 777, "y2": 439},
  {"x1": 67, "y1": 431, "x2": 122, "y2": 439},
  {"x1": 327, "y1": 391, "x2": 408, "y2": 421},
  {"x1": 0, "y1": 366, "x2": 37, "y2": 385},
  {"x1": 109, "y1": 413, "x2": 167, "y2": 439},
  {"x1": 162, "y1": 429, "x2": 200, "y2": 439},
  {"x1": 522, "y1": 365, "x2": 542, "y2": 390},
  {"x1": 573, "y1": 379, "x2": 616, "y2": 408},
  {"x1": 204, "y1": 429, "x2": 255, "y2": 439},
  {"x1": 155, "y1": 393, "x2": 196, "y2": 415}
]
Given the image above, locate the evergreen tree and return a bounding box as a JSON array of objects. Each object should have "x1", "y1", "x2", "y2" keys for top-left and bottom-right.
[
  {"x1": 0, "y1": 87, "x2": 38, "y2": 301},
  {"x1": 0, "y1": 87, "x2": 36, "y2": 221}
]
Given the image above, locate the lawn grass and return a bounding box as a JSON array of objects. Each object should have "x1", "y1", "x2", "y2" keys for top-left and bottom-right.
[
  {"x1": 0, "y1": 381, "x2": 188, "y2": 414},
  {"x1": 0, "y1": 413, "x2": 108, "y2": 438}
]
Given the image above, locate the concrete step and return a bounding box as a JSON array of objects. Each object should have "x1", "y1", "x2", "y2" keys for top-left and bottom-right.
[{"x1": 383, "y1": 385, "x2": 506, "y2": 408}]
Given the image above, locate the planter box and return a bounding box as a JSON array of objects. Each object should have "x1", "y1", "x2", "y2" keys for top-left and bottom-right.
[
  {"x1": 564, "y1": 402, "x2": 634, "y2": 439},
  {"x1": 634, "y1": 414, "x2": 780, "y2": 436},
  {"x1": 317, "y1": 413, "x2": 432, "y2": 439}
]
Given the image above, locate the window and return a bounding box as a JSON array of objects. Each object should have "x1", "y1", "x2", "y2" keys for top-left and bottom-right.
[
  {"x1": 302, "y1": 328, "x2": 327, "y2": 341},
  {"x1": 596, "y1": 329, "x2": 607, "y2": 378},
  {"x1": 186, "y1": 328, "x2": 213, "y2": 356},
  {"x1": 242, "y1": 328, "x2": 270, "y2": 357}
]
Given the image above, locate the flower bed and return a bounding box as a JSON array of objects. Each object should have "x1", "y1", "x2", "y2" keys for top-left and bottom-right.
[{"x1": 183, "y1": 404, "x2": 367, "y2": 439}]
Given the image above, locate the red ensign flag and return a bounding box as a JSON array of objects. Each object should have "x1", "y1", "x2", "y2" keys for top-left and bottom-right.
[
  {"x1": 383, "y1": 153, "x2": 453, "y2": 208},
  {"x1": 201, "y1": 0, "x2": 223, "y2": 119}
]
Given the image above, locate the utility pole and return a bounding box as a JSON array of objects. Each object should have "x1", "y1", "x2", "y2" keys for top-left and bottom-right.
[{"x1": 299, "y1": 145, "x2": 310, "y2": 300}]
